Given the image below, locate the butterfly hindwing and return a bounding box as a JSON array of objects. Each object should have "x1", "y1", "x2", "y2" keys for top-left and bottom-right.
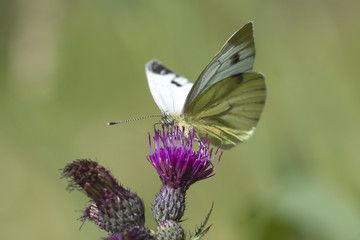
[
  {"x1": 185, "y1": 72, "x2": 266, "y2": 149},
  {"x1": 146, "y1": 59, "x2": 193, "y2": 114}
]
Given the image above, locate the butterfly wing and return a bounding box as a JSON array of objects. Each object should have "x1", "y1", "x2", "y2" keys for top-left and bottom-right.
[
  {"x1": 146, "y1": 59, "x2": 193, "y2": 114},
  {"x1": 185, "y1": 72, "x2": 266, "y2": 149},
  {"x1": 183, "y1": 22, "x2": 255, "y2": 113}
]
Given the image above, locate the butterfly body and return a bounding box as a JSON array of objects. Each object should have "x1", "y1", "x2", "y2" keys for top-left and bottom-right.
[
  {"x1": 161, "y1": 113, "x2": 191, "y2": 134},
  {"x1": 146, "y1": 22, "x2": 266, "y2": 149}
]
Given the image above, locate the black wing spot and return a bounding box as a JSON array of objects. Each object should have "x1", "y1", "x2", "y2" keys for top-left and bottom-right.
[
  {"x1": 171, "y1": 77, "x2": 182, "y2": 87},
  {"x1": 232, "y1": 74, "x2": 244, "y2": 84},
  {"x1": 230, "y1": 53, "x2": 240, "y2": 65},
  {"x1": 152, "y1": 62, "x2": 172, "y2": 75}
]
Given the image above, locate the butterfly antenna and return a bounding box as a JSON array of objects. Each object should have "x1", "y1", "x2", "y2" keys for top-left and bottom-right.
[{"x1": 107, "y1": 115, "x2": 163, "y2": 126}]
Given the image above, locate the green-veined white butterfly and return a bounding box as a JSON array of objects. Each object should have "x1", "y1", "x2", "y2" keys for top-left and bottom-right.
[{"x1": 146, "y1": 22, "x2": 266, "y2": 149}]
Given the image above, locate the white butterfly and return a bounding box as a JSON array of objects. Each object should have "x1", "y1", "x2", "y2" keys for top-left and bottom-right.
[{"x1": 145, "y1": 22, "x2": 266, "y2": 149}]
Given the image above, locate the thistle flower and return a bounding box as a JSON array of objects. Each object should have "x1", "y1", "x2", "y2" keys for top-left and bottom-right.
[
  {"x1": 62, "y1": 159, "x2": 146, "y2": 234},
  {"x1": 148, "y1": 127, "x2": 222, "y2": 222}
]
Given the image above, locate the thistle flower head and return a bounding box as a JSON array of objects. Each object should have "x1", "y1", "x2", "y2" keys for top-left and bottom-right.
[
  {"x1": 147, "y1": 126, "x2": 222, "y2": 191},
  {"x1": 62, "y1": 159, "x2": 145, "y2": 234},
  {"x1": 148, "y1": 127, "x2": 222, "y2": 222}
]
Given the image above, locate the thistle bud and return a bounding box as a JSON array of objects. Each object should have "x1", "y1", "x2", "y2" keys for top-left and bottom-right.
[{"x1": 62, "y1": 159, "x2": 145, "y2": 233}]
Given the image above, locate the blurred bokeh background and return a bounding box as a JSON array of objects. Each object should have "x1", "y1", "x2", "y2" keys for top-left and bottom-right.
[{"x1": 1, "y1": 0, "x2": 360, "y2": 239}]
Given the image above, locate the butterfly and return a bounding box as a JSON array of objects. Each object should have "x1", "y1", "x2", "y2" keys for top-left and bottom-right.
[{"x1": 145, "y1": 22, "x2": 266, "y2": 149}]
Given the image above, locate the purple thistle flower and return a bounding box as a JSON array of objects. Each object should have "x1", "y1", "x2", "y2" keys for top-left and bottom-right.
[
  {"x1": 62, "y1": 159, "x2": 146, "y2": 234},
  {"x1": 147, "y1": 126, "x2": 222, "y2": 191},
  {"x1": 147, "y1": 127, "x2": 222, "y2": 222}
]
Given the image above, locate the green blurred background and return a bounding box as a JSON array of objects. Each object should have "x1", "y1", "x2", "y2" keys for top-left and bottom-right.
[{"x1": 1, "y1": 0, "x2": 360, "y2": 239}]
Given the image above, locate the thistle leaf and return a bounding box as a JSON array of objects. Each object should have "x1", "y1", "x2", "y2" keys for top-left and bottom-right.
[{"x1": 189, "y1": 202, "x2": 214, "y2": 240}]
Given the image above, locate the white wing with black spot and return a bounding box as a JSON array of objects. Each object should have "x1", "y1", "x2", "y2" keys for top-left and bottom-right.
[{"x1": 145, "y1": 59, "x2": 193, "y2": 114}]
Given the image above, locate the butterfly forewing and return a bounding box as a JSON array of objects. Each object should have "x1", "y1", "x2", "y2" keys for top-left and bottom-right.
[
  {"x1": 182, "y1": 22, "x2": 256, "y2": 113},
  {"x1": 146, "y1": 59, "x2": 193, "y2": 114},
  {"x1": 184, "y1": 72, "x2": 266, "y2": 149}
]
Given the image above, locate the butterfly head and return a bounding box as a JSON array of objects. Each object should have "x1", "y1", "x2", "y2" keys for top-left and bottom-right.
[
  {"x1": 160, "y1": 112, "x2": 192, "y2": 134},
  {"x1": 160, "y1": 114, "x2": 175, "y2": 126}
]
